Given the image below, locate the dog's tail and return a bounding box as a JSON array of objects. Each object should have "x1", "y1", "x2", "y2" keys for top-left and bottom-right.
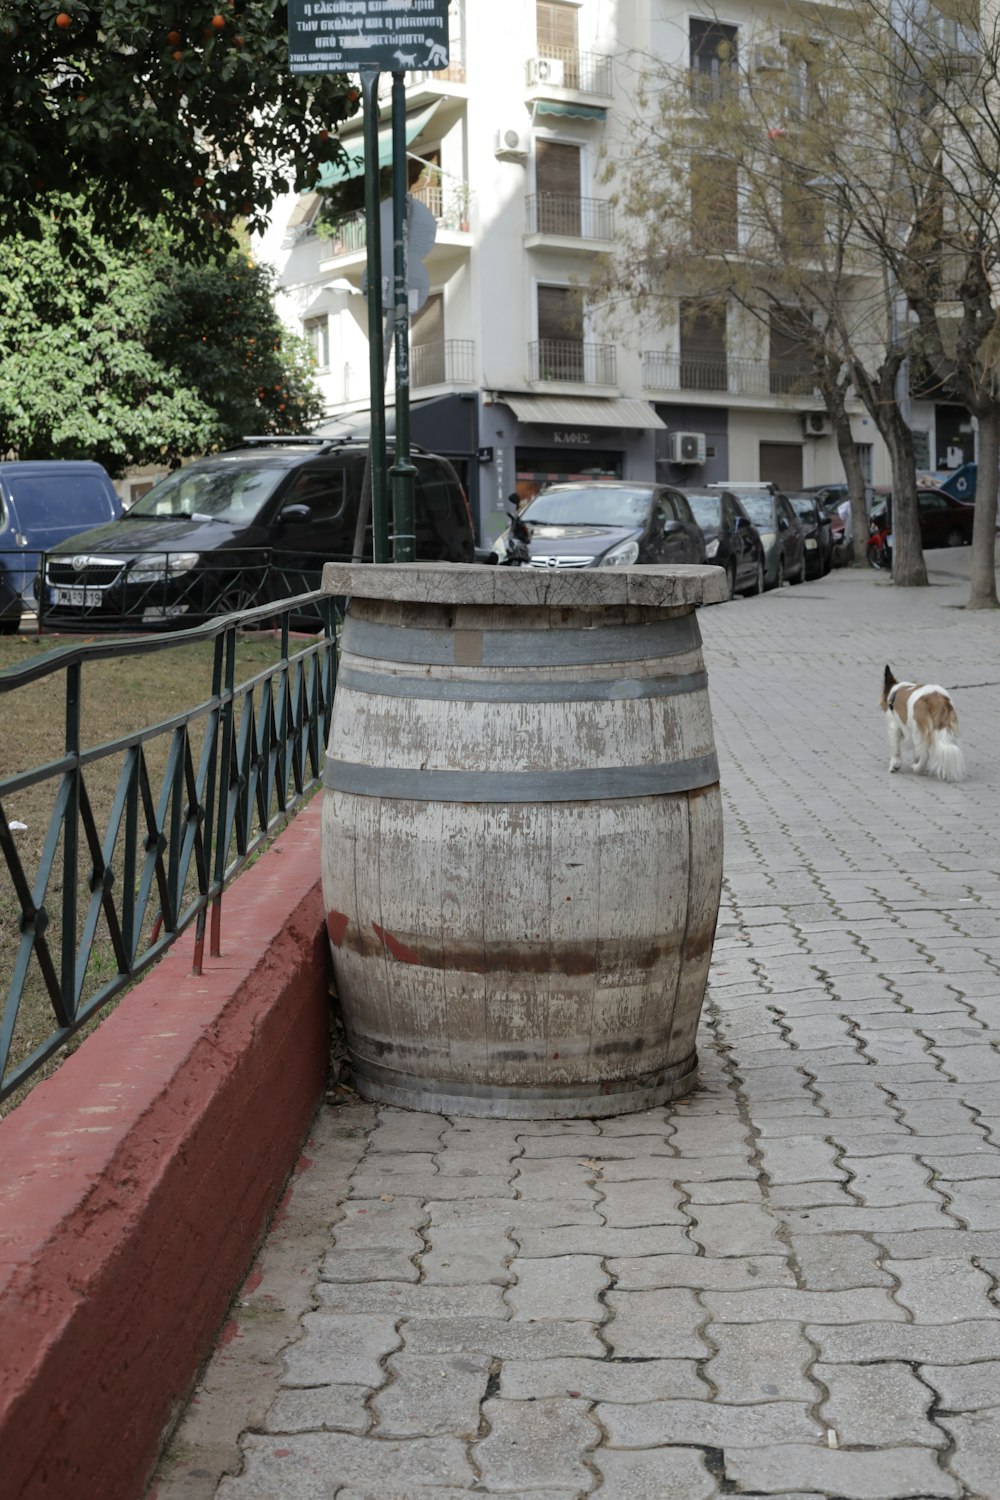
[{"x1": 928, "y1": 729, "x2": 966, "y2": 782}]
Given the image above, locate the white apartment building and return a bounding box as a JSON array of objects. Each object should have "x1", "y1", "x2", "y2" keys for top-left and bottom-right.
[{"x1": 255, "y1": 0, "x2": 973, "y2": 547}]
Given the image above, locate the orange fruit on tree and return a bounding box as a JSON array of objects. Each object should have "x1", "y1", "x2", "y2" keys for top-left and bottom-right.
[
  {"x1": 167, "y1": 29, "x2": 180, "y2": 44},
  {"x1": 55, "y1": 11, "x2": 71, "y2": 26},
  {"x1": 211, "y1": 13, "x2": 225, "y2": 28},
  {"x1": 172, "y1": 49, "x2": 183, "y2": 60}
]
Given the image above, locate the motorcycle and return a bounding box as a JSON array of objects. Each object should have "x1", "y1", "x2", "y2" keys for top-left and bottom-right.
[{"x1": 866, "y1": 508, "x2": 892, "y2": 570}]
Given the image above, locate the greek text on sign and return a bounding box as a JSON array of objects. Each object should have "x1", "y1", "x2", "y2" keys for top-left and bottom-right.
[{"x1": 288, "y1": 0, "x2": 450, "y2": 74}]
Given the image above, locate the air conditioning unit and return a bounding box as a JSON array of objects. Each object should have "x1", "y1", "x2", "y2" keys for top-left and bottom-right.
[
  {"x1": 668, "y1": 431, "x2": 707, "y2": 464},
  {"x1": 752, "y1": 44, "x2": 787, "y2": 72},
  {"x1": 494, "y1": 126, "x2": 530, "y2": 161},
  {"x1": 802, "y1": 410, "x2": 832, "y2": 437},
  {"x1": 529, "y1": 56, "x2": 566, "y2": 86}
]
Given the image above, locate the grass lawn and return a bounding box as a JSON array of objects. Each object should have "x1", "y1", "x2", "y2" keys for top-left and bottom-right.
[{"x1": 0, "y1": 626, "x2": 330, "y2": 1112}]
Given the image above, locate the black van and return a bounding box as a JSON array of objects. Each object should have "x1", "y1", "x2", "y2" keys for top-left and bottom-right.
[{"x1": 41, "y1": 437, "x2": 475, "y2": 630}]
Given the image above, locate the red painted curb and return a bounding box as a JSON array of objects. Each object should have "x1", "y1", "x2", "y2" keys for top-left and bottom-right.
[{"x1": 0, "y1": 798, "x2": 330, "y2": 1500}]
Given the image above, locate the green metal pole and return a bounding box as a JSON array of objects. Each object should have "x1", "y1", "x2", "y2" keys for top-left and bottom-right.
[
  {"x1": 360, "y1": 67, "x2": 389, "y2": 563},
  {"x1": 390, "y1": 71, "x2": 416, "y2": 562}
]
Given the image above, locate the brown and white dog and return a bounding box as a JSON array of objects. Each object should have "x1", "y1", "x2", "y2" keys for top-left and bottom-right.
[{"x1": 881, "y1": 666, "x2": 966, "y2": 782}]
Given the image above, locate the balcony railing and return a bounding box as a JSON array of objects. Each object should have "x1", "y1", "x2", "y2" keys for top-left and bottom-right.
[
  {"x1": 642, "y1": 350, "x2": 818, "y2": 398},
  {"x1": 525, "y1": 49, "x2": 613, "y2": 96},
  {"x1": 530, "y1": 339, "x2": 617, "y2": 385},
  {"x1": 525, "y1": 193, "x2": 614, "y2": 241},
  {"x1": 411, "y1": 339, "x2": 476, "y2": 388},
  {"x1": 324, "y1": 179, "x2": 474, "y2": 259}
]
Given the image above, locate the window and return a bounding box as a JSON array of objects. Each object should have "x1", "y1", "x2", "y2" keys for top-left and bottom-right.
[
  {"x1": 537, "y1": 284, "x2": 584, "y2": 380},
  {"x1": 536, "y1": 140, "x2": 581, "y2": 234},
  {"x1": 769, "y1": 307, "x2": 814, "y2": 395},
  {"x1": 690, "y1": 157, "x2": 739, "y2": 252},
  {"x1": 411, "y1": 292, "x2": 445, "y2": 385},
  {"x1": 679, "y1": 299, "x2": 727, "y2": 391},
  {"x1": 304, "y1": 316, "x2": 330, "y2": 370},
  {"x1": 536, "y1": 1, "x2": 581, "y2": 87},
  {"x1": 779, "y1": 163, "x2": 823, "y2": 257},
  {"x1": 690, "y1": 18, "x2": 738, "y2": 104},
  {"x1": 285, "y1": 470, "x2": 347, "y2": 522}
]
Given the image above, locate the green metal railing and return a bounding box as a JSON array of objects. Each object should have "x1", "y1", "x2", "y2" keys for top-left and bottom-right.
[{"x1": 0, "y1": 592, "x2": 340, "y2": 1103}]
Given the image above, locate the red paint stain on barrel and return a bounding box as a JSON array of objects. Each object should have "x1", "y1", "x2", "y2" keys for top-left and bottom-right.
[
  {"x1": 371, "y1": 922, "x2": 420, "y2": 965},
  {"x1": 326, "y1": 910, "x2": 350, "y2": 947}
]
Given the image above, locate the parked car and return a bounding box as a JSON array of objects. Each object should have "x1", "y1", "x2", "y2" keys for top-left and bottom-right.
[
  {"x1": 787, "y1": 491, "x2": 834, "y2": 578},
  {"x1": 41, "y1": 437, "x2": 474, "y2": 631},
  {"x1": 0, "y1": 460, "x2": 121, "y2": 612},
  {"x1": 682, "y1": 488, "x2": 765, "y2": 598},
  {"x1": 870, "y1": 486, "x2": 976, "y2": 551},
  {"x1": 0, "y1": 560, "x2": 22, "y2": 634},
  {"x1": 490, "y1": 480, "x2": 708, "y2": 569},
  {"x1": 709, "y1": 483, "x2": 806, "y2": 589}
]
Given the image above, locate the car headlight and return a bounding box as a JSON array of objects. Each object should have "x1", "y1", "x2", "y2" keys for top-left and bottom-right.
[
  {"x1": 600, "y1": 539, "x2": 640, "y2": 567},
  {"x1": 705, "y1": 538, "x2": 720, "y2": 558},
  {"x1": 129, "y1": 552, "x2": 200, "y2": 580},
  {"x1": 490, "y1": 532, "x2": 509, "y2": 562}
]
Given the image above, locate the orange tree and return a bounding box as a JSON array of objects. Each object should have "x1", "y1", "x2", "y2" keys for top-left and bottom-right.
[
  {"x1": 0, "y1": 199, "x2": 324, "y2": 473},
  {"x1": 1, "y1": 0, "x2": 358, "y2": 251}
]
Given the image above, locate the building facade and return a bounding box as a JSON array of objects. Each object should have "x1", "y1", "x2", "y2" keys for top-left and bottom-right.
[{"x1": 254, "y1": 0, "x2": 967, "y2": 547}]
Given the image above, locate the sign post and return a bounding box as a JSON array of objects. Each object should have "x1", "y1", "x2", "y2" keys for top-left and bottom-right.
[{"x1": 287, "y1": 0, "x2": 450, "y2": 562}]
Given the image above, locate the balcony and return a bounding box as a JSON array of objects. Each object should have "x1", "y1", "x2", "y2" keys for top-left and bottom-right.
[
  {"x1": 529, "y1": 339, "x2": 617, "y2": 386},
  {"x1": 411, "y1": 339, "x2": 476, "y2": 389},
  {"x1": 642, "y1": 350, "x2": 818, "y2": 399},
  {"x1": 321, "y1": 179, "x2": 474, "y2": 266},
  {"x1": 525, "y1": 49, "x2": 613, "y2": 99},
  {"x1": 525, "y1": 193, "x2": 614, "y2": 244}
]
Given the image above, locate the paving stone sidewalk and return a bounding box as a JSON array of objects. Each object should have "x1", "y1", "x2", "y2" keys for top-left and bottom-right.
[{"x1": 151, "y1": 551, "x2": 1000, "y2": 1500}]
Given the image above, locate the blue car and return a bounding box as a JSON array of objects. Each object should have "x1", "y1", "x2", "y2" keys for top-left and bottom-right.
[{"x1": 0, "y1": 461, "x2": 121, "y2": 614}]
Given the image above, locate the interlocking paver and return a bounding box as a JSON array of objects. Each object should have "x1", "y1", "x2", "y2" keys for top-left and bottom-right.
[
  {"x1": 722, "y1": 1444, "x2": 960, "y2": 1498},
  {"x1": 597, "y1": 1178, "x2": 687, "y2": 1226},
  {"x1": 370, "y1": 1351, "x2": 491, "y2": 1437},
  {"x1": 500, "y1": 1355, "x2": 707, "y2": 1401},
  {"x1": 597, "y1": 1398, "x2": 821, "y2": 1447},
  {"x1": 331, "y1": 1197, "x2": 428, "y2": 1251},
  {"x1": 937, "y1": 1175, "x2": 1000, "y2": 1228},
  {"x1": 887, "y1": 1255, "x2": 1000, "y2": 1321},
  {"x1": 757, "y1": 1136, "x2": 848, "y2": 1185},
  {"x1": 936, "y1": 1411, "x2": 1000, "y2": 1498},
  {"x1": 806, "y1": 1320, "x2": 1000, "y2": 1363},
  {"x1": 320, "y1": 1248, "x2": 418, "y2": 1283},
  {"x1": 839, "y1": 1153, "x2": 938, "y2": 1207},
  {"x1": 507, "y1": 1254, "x2": 608, "y2": 1321},
  {"x1": 216, "y1": 1433, "x2": 472, "y2": 1499},
  {"x1": 922, "y1": 1360, "x2": 1000, "y2": 1409},
  {"x1": 262, "y1": 1385, "x2": 370, "y2": 1435},
  {"x1": 815, "y1": 1360, "x2": 942, "y2": 1446},
  {"x1": 702, "y1": 1287, "x2": 905, "y2": 1323},
  {"x1": 610, "y1": 1253, "x2": 793, "y2": 1291},
  {"x1": 368, "y1": 1112, "x2": 446, "y2": 1153},
  {"x1": 789, "y1": 1232, "x2": 893, "y2": 1290},
  {"x1": 474, "y1": 1398, "x2": 596, "y2": 1490},
  {"x1": 686, "y1": 1200, "x2": 785, "y2": 1255},
  {"x1": 400, "y1": 1316, "x2": 603, "y2": 1359},
  {"x1": 603, "y1": 1288, "x2": 708, "y2": 1358},
  {"x1": 702, "y1": 1322, "x2": 819, "y2": 1403},
  {"x1": 590, "y1": 1447, "x2": 719, "y2": 1500},
  {"x1": 515, "y1": 1223, "x2": 695, "y2": 1257},
  {"x1": 314, "y1": 1281, "x2": 506, "y2": 1318},
  {"x1": 281, "y1": 1313, "x2": 399, "y2": 1387}
]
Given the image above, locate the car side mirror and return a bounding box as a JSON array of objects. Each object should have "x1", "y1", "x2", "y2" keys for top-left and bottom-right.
[
  {"x1": 733, "y1": 515, "x2": 744, "y2": 530},
  {"x1": 279, "y1": 503, "x2": 313, "y2": 526},
  {"x1": 778, "y1": 516, "x2": 788, "y2": 531}
]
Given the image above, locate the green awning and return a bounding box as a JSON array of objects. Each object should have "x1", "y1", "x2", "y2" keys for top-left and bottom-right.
[
  {"x1": 317, "y1": 101, "x2": 441, "y2": 186},
  {"x1": 534, "y1": 101, "x2": 607, "y2": 121}
]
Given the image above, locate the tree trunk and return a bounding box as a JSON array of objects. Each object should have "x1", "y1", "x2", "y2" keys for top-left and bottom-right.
[
  {"x1": 830, "y1": 407, "x2": 869, "y2": 566},
  {"x1": 883, "y1": 411, "x2": 927, "y2": 587},
  {"x1": 967, "y1": 406, "x2": 1000, "y2": 610}
]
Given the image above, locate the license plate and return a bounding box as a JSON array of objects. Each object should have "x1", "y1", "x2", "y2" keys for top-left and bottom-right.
[
  {"x1": 52, "y1": 586, "x2": 102, "y2": 607},
  {"x1": 805, "y1": 538, "x2": 818, "y2": 549}
]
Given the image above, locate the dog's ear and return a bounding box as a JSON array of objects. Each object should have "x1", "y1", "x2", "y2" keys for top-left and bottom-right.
[{"x1": 884, "y1": 665, "x2": 896, "y2": 692}]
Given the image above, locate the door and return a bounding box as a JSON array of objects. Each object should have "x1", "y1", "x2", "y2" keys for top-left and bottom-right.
[
  {"x1": 535, "y1": 140, "x2": 581, "y2": 236},
  {"x1": 270, "y1": 466, "x2": 354, "y2": 594},
  {"x1": 759, "y1": 442, "x2": 803, "y2": 491}
]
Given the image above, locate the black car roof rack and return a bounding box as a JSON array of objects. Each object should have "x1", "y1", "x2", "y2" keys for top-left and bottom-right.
[{"x1": 239, "y1": 434, "x2": 348, "y2": 452}]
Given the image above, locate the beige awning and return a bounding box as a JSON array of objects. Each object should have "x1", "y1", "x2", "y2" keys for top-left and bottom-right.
[{"x1": 498, "y1": 395, "x2": 666, "y2": 430}]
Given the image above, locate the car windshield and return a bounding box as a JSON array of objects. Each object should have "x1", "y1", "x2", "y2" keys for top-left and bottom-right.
[
  {"x1": 129, "y1": 463, "x2": 287, "y2": 522},
  {"x1": 685, "y1": 494, "x2": 722, "y2": 528},
  {"x1": 7, "y1": 473, "x2": 115, "y2": 525},
  {"x1": 522, "y1": 487, "x2": 652, "y2": 527},
  {"x1": 739, "y1": 495, "x2": 776, "y2": 527},
  {"x1": 789, "y1": 497, "x2": 817, "y2": 521}
]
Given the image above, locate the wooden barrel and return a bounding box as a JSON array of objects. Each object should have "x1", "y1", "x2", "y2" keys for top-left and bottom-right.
[{"x1": 320, "y1": 562, "x2": 727, "y2": 1118}]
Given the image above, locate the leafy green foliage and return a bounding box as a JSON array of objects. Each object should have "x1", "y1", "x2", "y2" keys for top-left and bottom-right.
[
  {"x1": 0, "y1": 1, "x2": 360, "y2": 252},
  {"x1": 0, "y1": 200, "x2": 324, "y2": 474}
]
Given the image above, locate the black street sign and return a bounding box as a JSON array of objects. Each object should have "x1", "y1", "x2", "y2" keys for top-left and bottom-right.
[{"x1": 288, "y1": 0, "x2": 450, "y2": 74}]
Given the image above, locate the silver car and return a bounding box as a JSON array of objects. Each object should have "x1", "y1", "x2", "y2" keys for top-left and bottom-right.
[{"x1": 710, "y1": 483, "x2": 806, "y2": 590}]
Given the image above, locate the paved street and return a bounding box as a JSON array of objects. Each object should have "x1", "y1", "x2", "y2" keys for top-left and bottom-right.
[{"x1": 152, "y1": 549, "x2": 1000, "y2": 1500}]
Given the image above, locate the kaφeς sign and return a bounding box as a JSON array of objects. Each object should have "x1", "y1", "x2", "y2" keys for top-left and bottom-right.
[{"x1": 288, "y1": 0, "x2": 450, "y2": 74}]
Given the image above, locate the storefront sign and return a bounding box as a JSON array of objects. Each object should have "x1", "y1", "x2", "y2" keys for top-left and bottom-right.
[
  {"x1": 552, "y1": 430, "x2": 592, "y2": 444},
  {"x1": 288, "y1": 0, "x2": 450, "y2": 74}
]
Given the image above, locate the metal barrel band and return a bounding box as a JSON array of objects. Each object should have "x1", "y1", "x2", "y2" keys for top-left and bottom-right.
[
  {"x1": 336, "y1": 664, "x2": 709, "y2": 704},
  {"x1": 323, "y1": 752, "x2": 720, "y2": 803},
  {"x1": 340, "y1": 611, "x2": 702, "y2": 668}
]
